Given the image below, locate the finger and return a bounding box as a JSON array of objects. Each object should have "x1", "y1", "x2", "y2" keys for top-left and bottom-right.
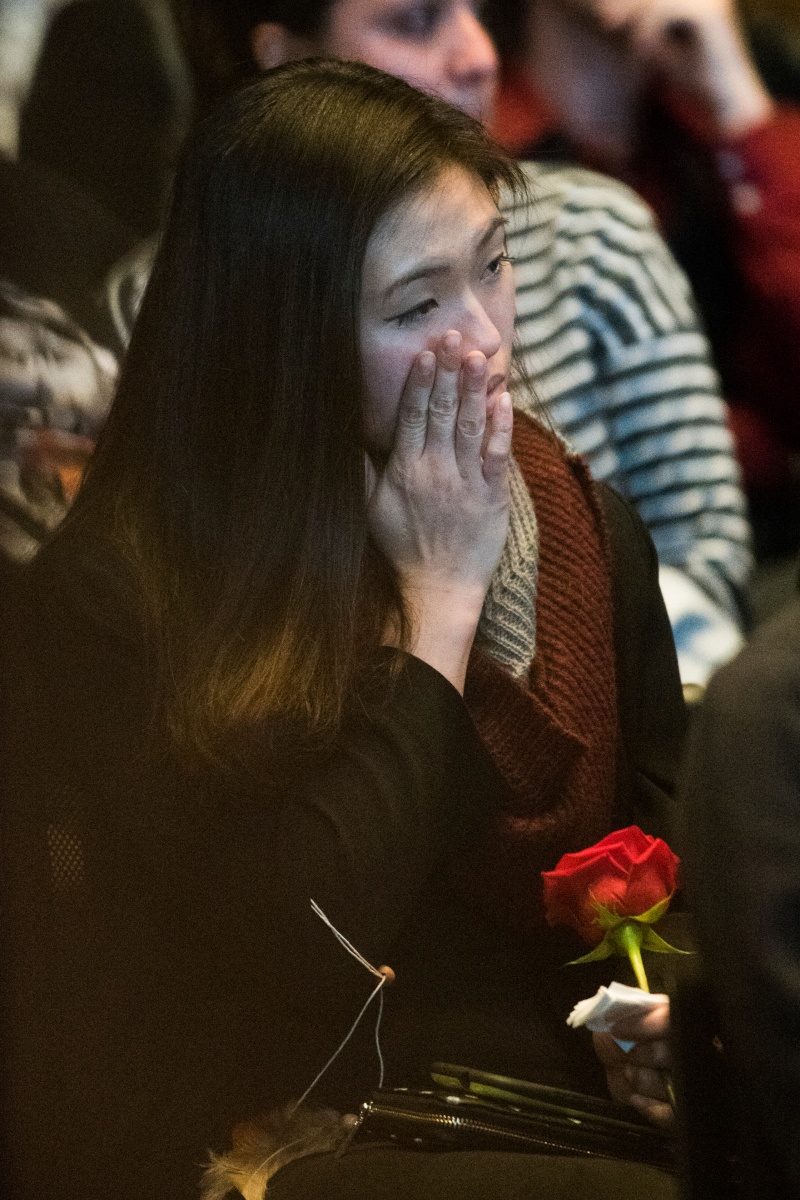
[
  {"x1": 592, "y1": 0, "x2": 647, "y2": 31},
  {"x1": 629, "y1": 5, "x2": 699, "y2": 62},
  {"x1": 628, "y1": 1094, "x2": 676, "y2": 1129},
  {"x1": 455, "y1": 352, "x2": 488, "y2": 474},
  {"x1": 593, "y1": 1032, "x2": 628, "y2": 1068},
  {"x1": 424, "y1": 331, "x2": 463, "y2": 453},
  {"x1": 481, "y1": 388, "x2": 498, "y2": 459},
  {"x1": 606, "y1": 998, "x2": 670, "y2": 1042},
  {"x1": 625, "y1": 1065, "x2": 671, "y2": 1103},
  {"x1": 364, "y1": 452, "x2": 378, "y2": 503},
  {"x1": 604, "y1": 1065, "x2": 636, "y2": 1107},
  {"x1": 391, "y1": 350, "x2": 435, "y2": 464},
  {"x1": 482, "y1": 391, "x2": 513, "y2": 491},
  {"x1": 626, "y1": 1039, "x2": 672, "y2": 1070}
]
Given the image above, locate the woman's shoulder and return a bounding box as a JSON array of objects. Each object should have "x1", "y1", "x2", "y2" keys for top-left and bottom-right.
[
  {"x1": 511, "y1": 411, "x2": 657, "y2": 586},
  {"x1": 593, "y1": 480, "x2": 658, "y2": 573},
  {"x1": 514, "y1": 411, "x2": 650, "y2": 520}
]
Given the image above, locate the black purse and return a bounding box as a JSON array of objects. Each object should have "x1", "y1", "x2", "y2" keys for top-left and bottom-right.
[{"x1": 352, "y1": 1062, "x2": 676, "y2": 1173}]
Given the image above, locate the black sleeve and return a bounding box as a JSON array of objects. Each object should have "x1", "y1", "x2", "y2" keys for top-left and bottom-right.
[
  {"x1": 266, "y1": 649, "x2": 499, "y2": 977},
  {"x1": 4, "y1": 567, "x2": 505, "y2": 1191},
  {"x1": 679, "y1": 599, "x2": 800, "y2": 1191},
  {"x1": 598, "y1": 483, "x2": 688, "y2": 841}
]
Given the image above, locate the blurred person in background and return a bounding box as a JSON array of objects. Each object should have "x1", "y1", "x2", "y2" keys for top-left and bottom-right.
[
  {"x1": 105, "y1": 0, "x2": 753, "y2": 688},
  {"x1": 0, "y1": 0, "x2": 192, "y2": 567},
  {"x1": 0, "y1": 279, "x2": 116, "y2": 575},
  {"x1": 679, "y1": 580, "x2": 800, "y2": 1196},
  {"x1": 489, "y1": 0, "x2": 800, "y2": 564},
  {"x1": 17, "y1": 0, "x2": 193, "y2": 237},
  {"x1": 0, "y1": 0, "x2": 193, "y2": 330},
  {"x1": 0, "y1": 0, "x2": 64, "y2": 158}
]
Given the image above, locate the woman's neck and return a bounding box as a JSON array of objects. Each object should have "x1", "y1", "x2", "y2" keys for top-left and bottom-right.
[{"x1": 522, "y1": 0, "x2": 648, "y2": 168}]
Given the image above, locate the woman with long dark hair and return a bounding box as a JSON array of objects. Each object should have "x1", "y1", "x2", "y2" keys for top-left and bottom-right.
[
  {"x1": 118, "y1": 0, "x2": 752, "y2": 690},
  {"x1": 3, "y1": 59, "x2": 684, "y2": 1199}
]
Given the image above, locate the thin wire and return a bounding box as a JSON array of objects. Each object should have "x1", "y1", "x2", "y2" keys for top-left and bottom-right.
[
  {"x1": 290, "y1": 974, "x2": 387, "y2": 1114},
  {"x1": 310, "y1": 899, "x2": 384, "y2": 979},
  {"x1": 374, "y1": 986, "x2": 385, "y2": 1088},
  {"x1": 242, "y1": 901, "x2": 391, "y2": 1185}
]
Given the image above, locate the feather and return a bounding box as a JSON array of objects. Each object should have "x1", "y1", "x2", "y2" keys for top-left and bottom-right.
[{"x1": 201, "y1": 1104, "x2": 353, "y2": 1200}]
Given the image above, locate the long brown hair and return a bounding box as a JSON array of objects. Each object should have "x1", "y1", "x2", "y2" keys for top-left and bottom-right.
[{"x1": 70, "y1": 59, "x2": 525, "y2": 768}]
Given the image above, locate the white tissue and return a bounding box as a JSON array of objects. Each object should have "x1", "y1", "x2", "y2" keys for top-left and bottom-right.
[{"x1": 567, "y1": 981, "x2": 665, "y2": 1052}]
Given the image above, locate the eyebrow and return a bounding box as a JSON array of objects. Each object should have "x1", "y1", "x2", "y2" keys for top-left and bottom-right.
[{"x1": 384, "y1": 214, "x2": 507, "y2": 300}]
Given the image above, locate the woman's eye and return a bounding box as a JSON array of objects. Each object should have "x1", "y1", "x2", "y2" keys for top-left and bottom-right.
[
  {"x1": 380, "y1": 2, "x2": 444, "y2": 39},
  {"x1": 391, "y1": 298, "x2": 438, "y2": 327},
  {"x1": 485, "y1": 253, "x2": 512, "y2": 279}
]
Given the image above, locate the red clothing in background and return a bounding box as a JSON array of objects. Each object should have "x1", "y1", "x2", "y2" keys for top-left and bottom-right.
[{"x1": 493, "y1": 69, "x2": 800, "y2": 505}]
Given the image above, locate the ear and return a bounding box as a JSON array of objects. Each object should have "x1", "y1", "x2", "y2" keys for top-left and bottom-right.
[{"x1": 250, "y1": 21, "x2": 310, "y2": 70}]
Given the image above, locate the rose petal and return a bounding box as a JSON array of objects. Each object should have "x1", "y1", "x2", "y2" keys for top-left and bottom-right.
[{"x1": 542, "y1": 828, "x2": 681, "y2": 943}]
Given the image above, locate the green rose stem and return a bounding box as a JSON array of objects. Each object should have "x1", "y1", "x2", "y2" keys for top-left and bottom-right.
[
  {"x1": 612, "y1": 921, "x2": 650, "y2": 992},
  {"x1": 568, "y1": 905, "x2": 688, "y2": 1113},
  {"x1": 611, "y1": 921, "x2": 681, "y2": 1111},
  {"x1": 607, "y1": 921, "x2": 682, "y2": 1111}
]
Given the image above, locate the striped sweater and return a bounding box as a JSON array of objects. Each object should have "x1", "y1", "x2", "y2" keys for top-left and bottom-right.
[{"x1": 503, "y1": 163, "x2": 752, "y2": 685}]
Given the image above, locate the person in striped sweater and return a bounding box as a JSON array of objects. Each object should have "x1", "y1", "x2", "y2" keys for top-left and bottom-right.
[
  {"x1": 105, "y1": 0, "x2": 753, "y2": 686},
  {"x1": 504, "y1": 159, "x2": 750, "y2": 686}
]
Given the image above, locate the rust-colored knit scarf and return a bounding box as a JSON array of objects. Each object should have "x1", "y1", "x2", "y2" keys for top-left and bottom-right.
[{"x1": 464, "y1": 412, "x2": 620, "y2": 931}]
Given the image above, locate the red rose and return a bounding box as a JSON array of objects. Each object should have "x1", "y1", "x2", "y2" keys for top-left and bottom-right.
[{"x1": 542, "y1": 826, "x2": 680, "y2": 946}]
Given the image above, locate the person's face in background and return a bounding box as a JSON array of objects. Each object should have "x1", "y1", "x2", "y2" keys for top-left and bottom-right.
[
  {"x1": 252, "y1": 1, "x2": 499, "y2": 123},
  {"x1": 360, "y1": 164, "x2": 515, "y2": 452}
]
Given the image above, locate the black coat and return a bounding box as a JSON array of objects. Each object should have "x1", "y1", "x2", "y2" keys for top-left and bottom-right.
[
  {"x1": 680, "y1": 594, "x2": 800, "y2": 1195},
  {"x1": 0, "y1": 483, "x2": 685, "y2": 1200}
]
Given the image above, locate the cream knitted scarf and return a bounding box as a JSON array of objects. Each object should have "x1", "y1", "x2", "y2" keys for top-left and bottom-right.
[{"x1": 477, "y1": 455, "x2": 539, "y2": 679}]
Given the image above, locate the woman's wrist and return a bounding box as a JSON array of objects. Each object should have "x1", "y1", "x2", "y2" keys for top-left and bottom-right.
[{"x1": 388, "y1": 582, "x2": 486, "y2": 695}]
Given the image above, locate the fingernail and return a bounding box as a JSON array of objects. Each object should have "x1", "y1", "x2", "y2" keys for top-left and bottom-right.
[
  {"x1": 417, "y1": 351, "x2": 435, "y2": 378},
  {"x1": 466, "y1": 354, "x2": 485, "y2": 377}
]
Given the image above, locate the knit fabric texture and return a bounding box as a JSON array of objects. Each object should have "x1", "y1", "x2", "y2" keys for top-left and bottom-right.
[
  {"x1": 464, "y1": 412, "x2": 620, "y2": 931},
  {"x1": 477, "y1": 453, "x2": 539, "y2": 679}
]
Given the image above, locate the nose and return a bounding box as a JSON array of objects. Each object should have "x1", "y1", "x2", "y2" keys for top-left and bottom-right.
[
  {"x1": 449, "y1": 8, "x2": 498, "y2": 92},
  {"x1": 457, "y1": 296, "x2": 503, "y2": 363}
]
